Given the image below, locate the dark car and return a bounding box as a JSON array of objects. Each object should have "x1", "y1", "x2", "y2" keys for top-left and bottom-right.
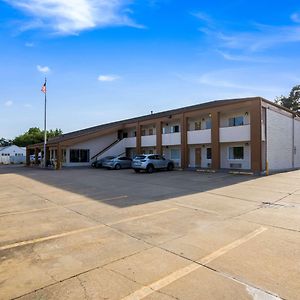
[{"x1": 91, "y1": 156, "x2": 115, "y2": 168}]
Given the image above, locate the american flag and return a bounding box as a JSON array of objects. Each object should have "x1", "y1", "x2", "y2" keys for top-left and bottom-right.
[{"x1": 41, "y1": 82, "x2": 46, "y2": 94}]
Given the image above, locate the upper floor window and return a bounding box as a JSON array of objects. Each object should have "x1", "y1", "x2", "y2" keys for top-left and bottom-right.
[
  {"x1": 171, "y1": 125, "x2": 180, "y2": 133},
  {"x1": 206, "y1": 120, "x2": 212, "y2": 129},
  {"x1": 194, "y1": 121, "x2": 201, "y2": 130},
  {"x1": 229, "y1": 116, "x2": 244, "y2": 127},
  {"x1": 149, "y1": 128, "x2": 154, "y2": 135},
  {"x1": 141, "y1": 129, "x2": 146, "y2": 136}
]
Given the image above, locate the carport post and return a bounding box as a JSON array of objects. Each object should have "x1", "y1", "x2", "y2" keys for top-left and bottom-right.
[{"x1": 56, "y1": 144, "x2": 62, "y2": 170}]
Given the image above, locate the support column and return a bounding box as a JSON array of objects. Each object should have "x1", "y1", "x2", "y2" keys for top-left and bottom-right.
[
  {"x1": 46, "y1": 147, "x2": 50, "y2": 167},
  {"x1": 26, "y1": 147, "x2": 31, "y2": 166},
  {"x1": 250, "y1": 99, "x2": 262, "y2": 174},
  {"x1": 180, "y1": 114, "x2": 188, "y2": 169},
  {"x1": 136, "y1": 122, "x2": 141, "y2": 155},
  {"x1": 156, "y1": 121, "x2": 162, "y2": 155},
  {"x1": 211, "y1": 111, "x2": 220, "y2": 170},
  {"x1": 34, "y1": 148, "x2": 39, "y2": 165},
  {"x1": 56, "y1": 145, "x2": 62, "y2": 170}
]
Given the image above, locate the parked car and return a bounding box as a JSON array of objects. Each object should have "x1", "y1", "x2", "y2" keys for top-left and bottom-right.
[
  {"x1": 102, "y1": 156, "x2": 132, "y2": 170},
  {"x1": 91, "y1": 156, "x2": 115, "y2": 168},
  {"x1": 132, "y1": 154, "x2": 174, "y2": 173}
]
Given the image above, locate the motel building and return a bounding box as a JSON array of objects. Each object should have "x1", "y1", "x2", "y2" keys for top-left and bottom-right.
[{"x1": 26, "y1": 97, "x2": 300, "y2": 174}]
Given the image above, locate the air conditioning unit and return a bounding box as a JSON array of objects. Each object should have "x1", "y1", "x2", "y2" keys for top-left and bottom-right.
[{"x1": 230, "y1": 163, "x2": 242, "y2": 169}]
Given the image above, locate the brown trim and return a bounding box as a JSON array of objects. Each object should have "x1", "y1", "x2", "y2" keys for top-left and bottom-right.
[
  {"x1": 26, "y1": 148, "x2": 30, "y2": 166},
  {"x1": 250, "y1": 98, "x2": 262, "y2": 173},
  {"x1": 56, "y1": 144, "x2": 62, "y2": 170},
  {"x1": 211, "y1": 111, "x2": 220, "y2": 169},
  {"x1": 39, "y1": 97, "x2": 265, "y2": 147},
  {"x1": 180, "y1": 114, "x2": 188, "y2": 168},
  {"x1": 156, "y1": 121, "x2": 162, "y2": 155},
  {"x1": 136, "y1": 122, "x2": 141, "y2": 154}
]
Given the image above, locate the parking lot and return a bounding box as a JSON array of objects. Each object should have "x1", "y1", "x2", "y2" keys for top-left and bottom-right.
[{"x1": 0, "y1": 166, "x2": 300, "y2": 300}]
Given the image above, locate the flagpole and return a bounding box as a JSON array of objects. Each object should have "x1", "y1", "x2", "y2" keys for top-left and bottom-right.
[{"x1": 43, "y1": 77, "x2": 47, "y2": 168}]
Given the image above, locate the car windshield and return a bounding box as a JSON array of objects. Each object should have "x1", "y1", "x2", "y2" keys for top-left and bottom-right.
[{"x1": 134, "y1": 155, "x2": 146, "y2": 160}]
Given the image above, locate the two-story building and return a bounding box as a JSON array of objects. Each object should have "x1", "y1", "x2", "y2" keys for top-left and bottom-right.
[{"x1": 26, "y1": 97, "x2": 300, "y2": 174}]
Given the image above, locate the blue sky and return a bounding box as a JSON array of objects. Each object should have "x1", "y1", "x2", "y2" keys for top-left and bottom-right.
[{"x1": 1, "y1": 0, "x2": 300, "y2": 139}]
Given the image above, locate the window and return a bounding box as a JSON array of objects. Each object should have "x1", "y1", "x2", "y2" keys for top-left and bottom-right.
[
  {"x1": 171, "y1": 125, "x2": 179, "y2": 133},
  {"x1": 149, "y1": 128, "x2": 153, "y2": 135},
  {"x1": 170, "y1": 148, "x2": 180, "y2": 160},
  {"x1": 206, "y1": 148, "x2": 212, "y2": 160},
  {"x1": 195, "y1": 121, "x2": 201, "y2": 130},
  {"x1": 70, "y1": 149, "x2": 90, "y2": 163},
  {"x1": 148, "y1": 149, "x2": 154, "y2": 154},
  {"x1": 229, "y1": 116, "x2": 244, "y2": 127},
  {"x1": 205, "y1": 120, "x2": 212, "y2": 129},
  {"x1": 141, "y1": 129, "x2": 146, "y2": 136},
  {"x1": 229, "y1": 147, "x2": 244, "y2": 160}
]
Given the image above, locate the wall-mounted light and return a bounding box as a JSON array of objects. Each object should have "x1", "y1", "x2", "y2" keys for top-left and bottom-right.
[
  {"x1": 202, "y1": 118, "x2": 205, "y2": 121},
  {"x1": 245, "y1": 142, "x2": 249, "y2": 146},
  {"x1": 208, "y1": 113, "x2": 212, "y2": 118},
  {"x1": 202, "y1": 145, "x2": 205, "y2": 148},
  {"x1": 245, "y1": 112, "x2": 249, "y2": 116}
]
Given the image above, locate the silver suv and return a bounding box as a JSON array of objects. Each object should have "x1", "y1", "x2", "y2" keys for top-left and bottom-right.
[{"x1": 132, "y1": 154, "x2": 174, "y2": 173}]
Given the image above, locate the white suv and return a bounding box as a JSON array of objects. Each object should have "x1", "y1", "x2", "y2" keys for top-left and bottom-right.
[{"x1": 132, "y1": 154, "x2": 174, "y2": 173}]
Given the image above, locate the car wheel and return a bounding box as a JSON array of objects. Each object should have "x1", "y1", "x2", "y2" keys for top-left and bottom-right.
[
  {"x1": 115, "y1": 164, "x2": 121, "y2": 170},
  {"x1": 167, "y1": 163, "x2": 174, "y2": 171},
  {"x1": 134, "y1": 169, "x2": 140, "y2": 173},
  {"x1": 146, "y1": 164, "x2": 154, "y2": 173}
]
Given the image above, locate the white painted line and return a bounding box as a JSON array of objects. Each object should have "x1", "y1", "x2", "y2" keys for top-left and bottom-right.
[
  {"x1": 121, "y1": 226, "x2": 267, "y2": 300},
  {"x1": 0, "y1": 195, "x2": 128, "y2": 217},
  {"x1": 0, "y1": 224, "x2": 106, "y2": 251},
  {"x1": 106, "y1": 208, "x2": 178, "y2": 226},
  {"x1": 0, "y1": 207, "x2": 178, "y2": 251}
]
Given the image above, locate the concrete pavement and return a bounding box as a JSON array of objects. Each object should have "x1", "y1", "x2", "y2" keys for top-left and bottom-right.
[{"x1": 0, "y1": 166, "x2": 300, "y2": 299}]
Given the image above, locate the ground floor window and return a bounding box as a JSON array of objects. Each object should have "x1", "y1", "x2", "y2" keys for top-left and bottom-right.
[
  {"x1": 229, "y1": 146, "x2": 244, "y2": 160},
  {"x1": 70, "y1": 149, "x2": 90, "y2": 163},
  {"x1": 206, "y1": 148, "x2": 212, "y2": 159},
  {"x1": 170, "y1": 148, "x2": 180, "y2": 160}
]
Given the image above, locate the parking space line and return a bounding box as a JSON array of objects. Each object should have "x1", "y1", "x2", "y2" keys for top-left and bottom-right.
[
  {"x1": 0, "y1": 224, "x2": 106, "y2": 251},
  {"x1": 121, "y1": 226, "x2": 267, "y2": 300},
  {"x1": 0, "y1": 195, "x2": 128, "y2": 218},
  {"x1": 106, "y1": 208, "x2": 178, "y2": 226},
  {"x1": 0, "y1": 207, "x2": 177, "y2": 251}
]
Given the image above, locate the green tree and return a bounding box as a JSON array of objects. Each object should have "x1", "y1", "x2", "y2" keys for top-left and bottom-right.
[
  {"x1": 275, "y1": 85, "x2": 300, "y2": 113},
  {"x1": 13, "y1": 127, "x2": 62, "y2": 147}
]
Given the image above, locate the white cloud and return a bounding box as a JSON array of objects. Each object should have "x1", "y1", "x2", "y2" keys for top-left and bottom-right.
[
  {"x1": 25, "y1": 42, "x2": 34, "y2": 47},
  {"x1": 4, "y1": 100, "x2": 13, "y2": 107},
  {"x1": 98, "y1": 75, "x2": 120, "y2": 82},
  {"x1": 5, "y1": 0, "x2": 143, "y2": 35},
  {"x1": 193, "y1": 12, "x2": 300, "y2": 52},
  {"x1": 291, "y1": 13, "x2": 300, "y2": 23},
  {"x1": 37, "y1": 65, "x2": 50, "y2": 73}
]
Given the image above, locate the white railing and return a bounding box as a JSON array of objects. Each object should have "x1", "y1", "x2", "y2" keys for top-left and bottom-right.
[
  {"x1": 124, "y1": 137, "x2": 137, "y2": 148},
  {"x1": 162, "y1": 132, "x2": 181, "y2": 145},
  {"x1": 187, "y1": 129, "x2": 211, "y2": 144},
  {"x1": 141, "y1": 135, "x2": 156, "y2": 147},
  {"x1": 220, "y1": 125, "x2": 251, "y2": 142}
]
